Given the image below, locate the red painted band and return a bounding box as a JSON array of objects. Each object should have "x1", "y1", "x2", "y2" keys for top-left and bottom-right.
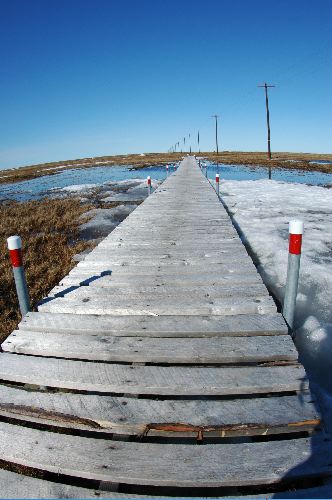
[
  {"x1": 289, "y1": 234, "x2": 302, "y2": 255},
  {"x1": 147, "y1": 179, "x2": 151, "y2": 185},
  {"x1": 9, "y1": 248, "x2": 23, "y2": 267},
  {"x1": 216, "y1": 178, "x2": 219, "y2": 183}
]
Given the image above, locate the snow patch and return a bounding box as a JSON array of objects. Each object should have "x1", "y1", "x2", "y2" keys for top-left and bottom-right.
[{"x1": 221, "y1": 178, "x2": 332, "y2": 395}]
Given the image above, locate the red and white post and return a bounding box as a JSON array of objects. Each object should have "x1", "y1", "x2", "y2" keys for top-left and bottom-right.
[
  {"x1": 147, "y1": 176, "x2": 152, "y2": 195},
  {"x1": 282, "y1": 220, "x2": 304, "y2": 331},
  {"x1": 7, "y1": 235, "x2": 31, "y2": 317},
  {"x1": 166, "y1": 165, "x2": 169, "y2": 176},
  {"x1": 215, "y1": 173, "x2": 220, "y2": 197}
]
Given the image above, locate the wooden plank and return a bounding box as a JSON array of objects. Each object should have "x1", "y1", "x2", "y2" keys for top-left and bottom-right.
[
  {"x1": 61, "y1": 268, "x2": 261, "y2": 283},
  {"x1": 0, "y1": 422, "x2": 330, "y2": 487},
  {"x1": 38, "y1": 294, "x2": 277, "y2": 315},
  {"x1": 58, "y1": 273, "x2": 264, "y2": 289},
  {"x1": 1, "y1": 468, "x2": 332, "y2": 499},
  {"x1": 0, "y1": 469, "x2": 123, "y2": 499},
  {"x1": 67, "y1": 262, "x2": 258, "y2": 275},
  {"x1": 0, "y1": 385, "x2": 319, "y2": 436},
  {"x1": 82, "y1": 250, "x2": 248, "y2": 264},
  {"x1": 0, "y1": 353, "x2": 307, "y2": 394},
  {"x1": 48, "y1": 283, "x2": 268, "y2": 299},
  {"x1": 2, "y1": 331, "x2": 297, "y2": 364},
  {"x1": 18, "y1": 312, "x2": 288, "y2": 337},
  {"x1": 75, "y1": 255, "x2": 251, "y2": 267}
]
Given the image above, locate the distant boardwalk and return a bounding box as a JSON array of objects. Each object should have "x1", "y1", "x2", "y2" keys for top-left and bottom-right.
[{"x1": 0, "y1": 157, "x2": 330, "y2": 498}]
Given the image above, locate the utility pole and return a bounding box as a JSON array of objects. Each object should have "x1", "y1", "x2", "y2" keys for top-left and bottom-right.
[
  {"x1": 197, "y1": 130, "x2": 200, "y2": 153},
  {"x1": 189, "y1": 133, "x2": 191, "y2": 154},
  {"x1": 258, "y1": 83, "x2": 275, "y2": 160},
  {"x1": 211, "y1": 115, "x2": 219, "y2": 154},
  {"x1": 183, "y1": 136, "x2": 186, "y2": 152}
]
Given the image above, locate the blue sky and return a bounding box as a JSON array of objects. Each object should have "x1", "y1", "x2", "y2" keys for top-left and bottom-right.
[{"x1": 0, "y1": 0, "x2": 331, "y2": 169}]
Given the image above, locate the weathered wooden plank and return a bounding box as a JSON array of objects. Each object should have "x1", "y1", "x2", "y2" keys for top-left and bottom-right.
[
  {"x1": 61, "y1": 267, "x2": 261, "y2": 283},
  {"x1": 48, "y1": 283, "x2": 268, "y2": 300},
  {"x1": 0, "y1": 469, "x2": 123, "y2": 499},
  {"x1": 38, "y1": 293, "x2": 276, "y2": 315},
  {"x1": 82, "y1": 250, "x2": 248, "y2": 265},
  {"x1": 58, "y1": 273, "x2": 264, "y2": 289},
  {"x1": 0, "y1": 385, "x2": 319, "y2": 436},
  {"x1": 69, "y1": 263, "x2": 258, "y2": 276},
  {"x1": 2, "y1": 331, "x2": 297, "y2": 363},
  {"x1": 1, "y1": 468, "x2": 332, "y2": 499},
  {"x1": 0, "y1": 422, "x2": 330, "y2": 487},
  {"x1": 75, "y1": 255, "x2": 251, "y2": 267},
  {"x1": 97, "y1": 239, "x2": 241, "y2": 249},
  {"x1": 18, "y1": 312, "x2": 288, "y2": 337},
  {"x1": 0, "y1": 353, "x2": 307, "y2": 394}
]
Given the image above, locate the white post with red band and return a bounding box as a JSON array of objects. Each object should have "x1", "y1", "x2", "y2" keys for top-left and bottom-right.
[
  {"x1": 282, "y1": 220, "x2": 304, "y2": 331},
  {"x1": 7, "y1": 235, "x2": 30, "y2": 317},
  {"x1": 147, "y1": 176, "x2": 151, "y2": 195},
  {"x1": 216, "y1": 174, "x2": 220, "y2": 196},
  {"x1": 166, "y1": 165, "x2": 169, "y2": 176}
]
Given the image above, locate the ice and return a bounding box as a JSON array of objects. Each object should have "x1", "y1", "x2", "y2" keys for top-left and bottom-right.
[
  {"x1": 221, "y1": 178, "x2": 332, "y2": 397},
  {"x1": 60, "y1": 183, "x2": 99, "y2": 192},
  {"x1": 102, "y1": 178, "x2": 161, "y2": 202},
  {"x1": 79, "y1": 204, "x2": 138, "y2": 241}
]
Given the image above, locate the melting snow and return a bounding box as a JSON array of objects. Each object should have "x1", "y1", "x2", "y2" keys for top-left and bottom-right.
[{"x1": 220, "y1": 178, "x2": 332, "y2": 412}]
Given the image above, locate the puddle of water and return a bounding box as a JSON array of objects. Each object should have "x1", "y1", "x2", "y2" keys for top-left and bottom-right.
[
  {"x1": 0, "y1": 164, "x2": 171, "y2": 202},
  {"x1": 1, "y1": 161, "x2": 332, "y2": 203},
  {"x1": 203, "y1": 163, "x2": 332, "y2": 185}
]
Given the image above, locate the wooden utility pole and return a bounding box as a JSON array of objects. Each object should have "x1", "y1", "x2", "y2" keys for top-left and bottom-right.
[
  {"x1": 211, "y1": 115, "x2": 219, "y2": 154},
  {"x1": 197, "y1": 130, "x2": 200, "y2": 153},
  {"x1": 258, "y1": 83, "x2": 275, "y2": 160}
]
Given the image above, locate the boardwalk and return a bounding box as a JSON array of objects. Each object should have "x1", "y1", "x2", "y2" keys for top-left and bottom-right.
[{"x1": 0, "y1": 157, "x2": 330, "y2": 498}]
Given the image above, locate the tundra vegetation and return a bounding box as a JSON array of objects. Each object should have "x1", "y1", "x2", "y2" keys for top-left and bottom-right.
[{"x1": 0, "y1": 198, "x2": 93, "y2": 342}]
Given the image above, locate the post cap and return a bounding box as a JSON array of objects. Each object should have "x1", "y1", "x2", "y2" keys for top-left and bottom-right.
[
  {"x1": 289, "y1": 220, "x2": 304, "y2": 235},
  {"x1": 7, "y1": 235, "x2": 22, "y2": 250}
]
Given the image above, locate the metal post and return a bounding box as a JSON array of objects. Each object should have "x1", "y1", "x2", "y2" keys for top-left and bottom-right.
[
  {"x1": 147, "y1": 176, "x2": 151, "y2": 195},
  {"x1": 216, "y1": 174, "x2": 220, "y2": 197},
  {"x1": 7, "y1": 235, "x2": 31, "y2": 317},
  {"x1": 166, "y1": 165, "x2": 169, "y2": 176},
  {"x1": 205, "y1": 165, "x2": 208, "y2": 178},
  {"x1": 282, "y1": 220, "x2": 304, "y2": 331}
]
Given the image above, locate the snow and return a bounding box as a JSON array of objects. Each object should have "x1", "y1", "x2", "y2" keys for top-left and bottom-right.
[
  {"x1": 309, "y1": 160, "x2": 332, "y2": 165},
  {"x1": 79, "y1": 204, "x2": 138, "y2": 241},
  {"x1": 220, "y1": 178, "x2": 332, "y2": 407},
  {"x1": 43, "y1": 165, "x2": 68, "y2": 171},
  {"x1": 60, "y1": 183, "x2": 99, "y2": 192}
]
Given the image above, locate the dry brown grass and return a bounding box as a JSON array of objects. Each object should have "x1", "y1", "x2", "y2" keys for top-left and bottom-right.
[
  {"x1": 0, "y1": 198, "x2": 93, "y2": 343},
  {"x1": 199, "y1": 151, "x2": 332, "y2": 173}
]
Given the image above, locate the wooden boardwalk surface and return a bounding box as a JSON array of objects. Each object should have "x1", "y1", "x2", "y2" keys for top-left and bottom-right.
[{"x1": 0, "y1": 157, "x2": 331, "y2": 498}]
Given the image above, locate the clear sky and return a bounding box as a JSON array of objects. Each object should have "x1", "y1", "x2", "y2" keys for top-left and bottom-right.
[{"x1": 0, "y1": 0, "x2": 331, "y2": 169}]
